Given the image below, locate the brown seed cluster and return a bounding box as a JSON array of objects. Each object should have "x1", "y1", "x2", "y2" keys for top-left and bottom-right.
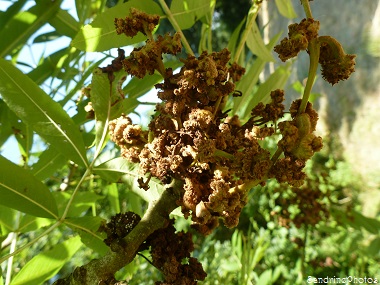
[
  {"x1": 270, "y1": 100, "x2": 323, "y2": 187},
  {"x1": 108, "y1": 9, "x2": 323, "y2": 236},
  {"x1": 114, "y1": 8, "x2": 159, "y2": 37},
  {"x1": 274, "y1": 18, "x2": 356, "y2": 85},
  {"x1": 145, "y1": 221, "x2": 207, "y2": 285},
  {"x1": 274, "y1": 18, "x2": 320, "y2": 62},
  {"x1": 319, "y1": 38, "x2": 356, "y2": 85},
  {"x1": 99, "y1": 212, "x2": 141, "y2": 251}
]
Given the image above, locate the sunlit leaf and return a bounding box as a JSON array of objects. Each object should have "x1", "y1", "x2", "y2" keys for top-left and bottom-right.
[
  {"x1": 227, "y1": 18, "x2": 245, "y2": 61},
  {"x1": 53, "y1": 191, "x2": 104, "y2": 218},
  {"x1": 0, "y1": 0, "x2": 62, "y2": 57},
  {"x1": 91, "y1": 67, "x2": 136, "y2": 150},
  {"x1": 0, "y1": 205, "x2": 18, "y2": 233},
  {"x1": 27, "y1": 48, "x2": 70, "y2": 85},
  {"x1": 10, "y1": 236, "x2": 82, "y2": 285},
  {"x1": 0, "y1": 0, "x2": 27, "y2": 28},
  {"x1": 106, "y1": 183, "x2": 120, "y2": 215},
  {"x1": 48, "y1": 8, "x2": 81, "y2": 39},
  {"x1": 170, "y1": 0, "x2": 212, "y2": 30},
  {"x1": 18, "y1": 215, "x2": 54, "y2": 233},
  {"x1": 30, "y1": 147, "x2": 67, "y2": 180},
  {"x1": 94, "y1": 157, "x2": 165, "y2": 202},
  {"x1": 65, "y1": 216, "x2": 108, "y2": 255},
  {"x1": 71, "y1": 0, "x2": 163, "y2": 52},
  {"x1": 0, "y1": 155, "x2": 58, "y2": 219},
  {"x1": 0, "y1": 58, "x2": 89, "y2": 167}
]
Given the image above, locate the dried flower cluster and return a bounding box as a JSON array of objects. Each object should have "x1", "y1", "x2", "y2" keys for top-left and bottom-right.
[
  {"x1": 274, "y1": 18, "x2": 355, "y2": 85},
  {"x1": 318, "y1": 37, "x2": 356, "y2": 85},
  {"x1": 145, "y1": 221, "x2": 207, "y2": 285},
  {"x1": 274, "y1": 18, "x2": 320, "y2": 61},
  {"x1": 108, "y1": 9, "x2": 326, "y2": 237},
  {"x1": 99, "y1": 212, "x2": 141, "y2": 251}
]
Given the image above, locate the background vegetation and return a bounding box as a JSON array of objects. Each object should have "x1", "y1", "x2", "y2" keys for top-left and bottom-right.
[{"x1": 0, "y1": 0, "x2": 379, "y2": 284}]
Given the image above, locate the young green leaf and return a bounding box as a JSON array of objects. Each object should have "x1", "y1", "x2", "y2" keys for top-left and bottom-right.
[
  {"x1": 9, "y1": 236, "x2": 82, "y2": 285},
  {"x1": 0, "y1": 156, "x2": 58, "y2": 219},
  {"x1": 91, "y1": 68, "x2": 134, "y2": 150},
  {"x1": 93, "y1": 157, "x2": 137, "y2": 182},
  {"x1": 0, "y1": 58, "x2": 88, "y2": 167},
  {"x1": 71, "y1": 0, "x2": 163, "y2": 52}
]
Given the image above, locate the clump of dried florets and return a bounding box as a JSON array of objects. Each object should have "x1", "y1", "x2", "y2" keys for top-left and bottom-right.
[
  {"x1": 121, "y1": 33, "x2": 181, "y2": 78},
  {"x1": 145, "y1": 221, "x2": 207, "y2": 284},
  {"x1": 108, "y1": 9, "x2": 322, "y2": 235},
  {"x1": 109, "y1": 115, "x2": 148, "y2": 163},
  {"x1": 274, "y1": 18, "x2": 356, "y2": 85},
  {"x1": 274, "y1": 18, "x2": 320, "y2": 61},
  {"x1": 99, "y1": 212, "x2": 141, "y2": 252},
  {"x1": 269, "y1": 100, "x2": 322, "y2": 187},
  {"x1": 318, "y1": 36, "x2": 356, "y2": 85},
  {"x1": 114, "y1": 7, "x2": 159, "y2": 37}
]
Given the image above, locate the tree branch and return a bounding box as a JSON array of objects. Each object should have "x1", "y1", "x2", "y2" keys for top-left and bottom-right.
[{"x1": 54, "y1": 180, "x2": 183, "y2": 285}]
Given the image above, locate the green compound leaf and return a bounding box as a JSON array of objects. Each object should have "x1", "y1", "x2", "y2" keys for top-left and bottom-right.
[
  {"x1": 71, "y1": 0, "x2": 163, "y2": 52},
  {"x1": 0, "y1": 58, "x2": 88, "y2": 167},
  {"x1": 10, "y1": 236, "x2": 82, "y2": 285},
  {"x1": 0, "y1": 156, "x2": 58, "y2": 219}
]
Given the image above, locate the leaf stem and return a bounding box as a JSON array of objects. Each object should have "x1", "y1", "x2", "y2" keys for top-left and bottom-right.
[
  {"x1": 157, "y1": 0, "x2": 194, "y2": 56},
  {"x1": 297, "y1": 0, "x2": 320, "y2": 115},
  {"x1": 297, "y1": 38, "x2": 320, "y2": 115},
  {"x1": 301, "y1": 0, "x2": 313, "y2": 19},
  {"x1": 233, "y1": 1, "x2": 262, "y2": 63}
]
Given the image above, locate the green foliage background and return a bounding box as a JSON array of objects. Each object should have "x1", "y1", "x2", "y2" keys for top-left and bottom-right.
[{"x1": 0, "y1": 0, "x2": 379, "y2": 284}]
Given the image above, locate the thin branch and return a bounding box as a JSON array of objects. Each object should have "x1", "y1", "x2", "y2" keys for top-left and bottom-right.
[
  {"x1": 157, "y1": 0, "x2": 194, "y2": 56},
  {"x1": 54, "y1": 181, "x2": 183, "y2": 284}
]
